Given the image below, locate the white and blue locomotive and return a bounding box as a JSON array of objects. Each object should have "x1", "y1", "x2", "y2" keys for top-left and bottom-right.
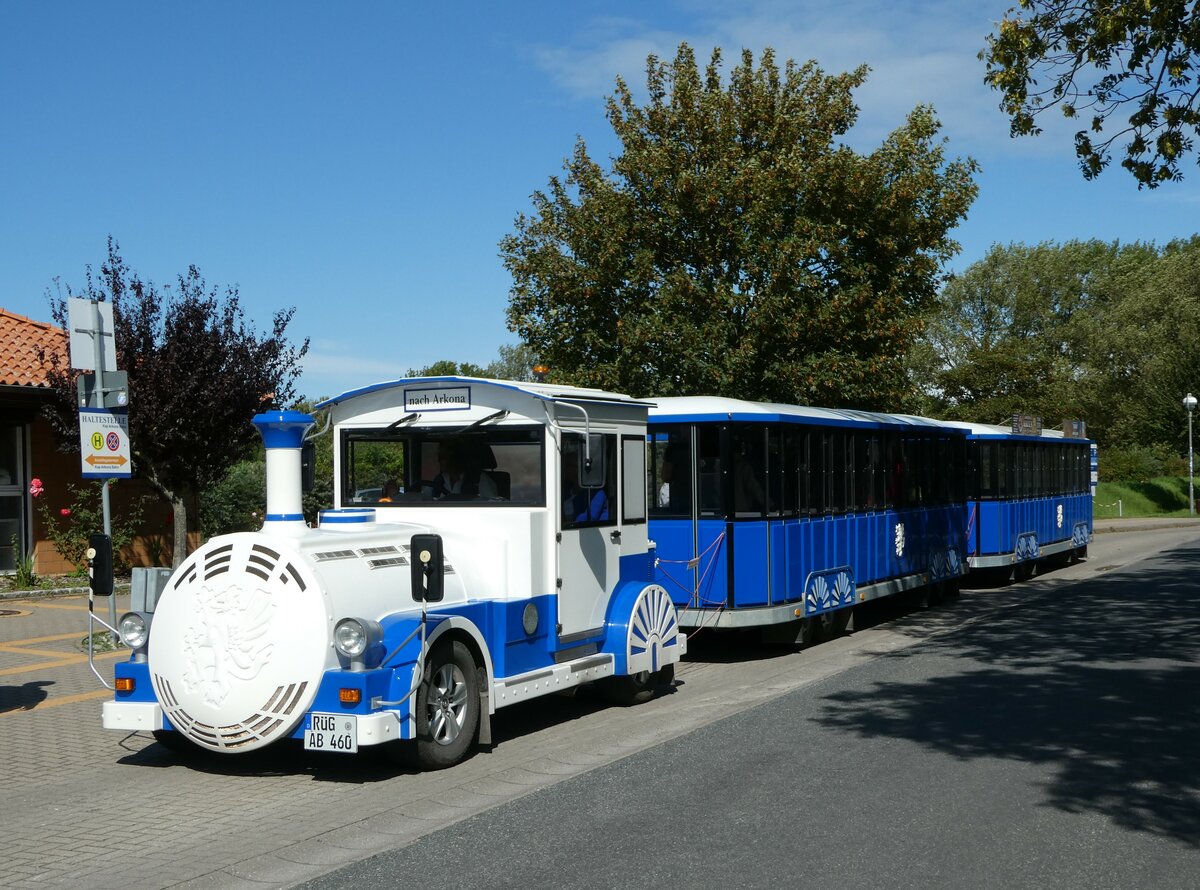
[{"x1": 102, "y1": 378, "x2": 686, "y2": 768}]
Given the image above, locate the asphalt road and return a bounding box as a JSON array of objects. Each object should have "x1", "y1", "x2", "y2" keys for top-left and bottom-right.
[{"x1": 301, "y1": 537, "x2": 1200, "y2": 890}]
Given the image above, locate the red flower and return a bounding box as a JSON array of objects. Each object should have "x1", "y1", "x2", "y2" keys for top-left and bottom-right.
[
  {"x1": 60, "y1": 508, "x2": 71, "y2": 517},
  {"x1": 29, "y1": 478, "x2": 43, "y2": 497}
]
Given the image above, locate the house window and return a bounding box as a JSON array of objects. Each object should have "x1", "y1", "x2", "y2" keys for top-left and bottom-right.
[{"x1": 0, "y1": 423, "x2": 26, "y2": 571}]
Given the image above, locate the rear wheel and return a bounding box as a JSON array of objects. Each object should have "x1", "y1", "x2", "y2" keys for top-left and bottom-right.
[
  {"x1": 603, "y1": 664, "x2": 675, "y2": 707},
  {"x1": 818, "y1": 607, "x2": 852, "y2": 640}
]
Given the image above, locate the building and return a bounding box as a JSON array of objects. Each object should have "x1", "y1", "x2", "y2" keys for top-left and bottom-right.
[{"x1": 0, "y1": 308, "x2": 178, "y2": 575}]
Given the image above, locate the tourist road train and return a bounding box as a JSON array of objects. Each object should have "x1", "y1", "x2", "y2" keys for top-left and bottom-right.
[{"x1": 97, "y1": 376, "x2": 1093, "y2": 768}]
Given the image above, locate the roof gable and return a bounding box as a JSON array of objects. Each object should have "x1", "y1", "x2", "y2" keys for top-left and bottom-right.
[{"x1": 0, "y1": 308, "x2": 66, "y2": 387}]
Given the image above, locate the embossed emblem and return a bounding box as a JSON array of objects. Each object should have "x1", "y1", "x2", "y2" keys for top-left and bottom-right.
[
  {"x1": 894, "y1": 522, "x2": 906, "y2": 558},
  {"x1": 1056, "y1": 504, "x2": 1064, "y2": 529},
  {"x1": 182, "y1": 581, "x2": 275, "y2": 707}
]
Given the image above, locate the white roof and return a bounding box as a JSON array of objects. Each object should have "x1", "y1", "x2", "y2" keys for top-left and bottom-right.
[
  {"x1": 317, "y1": 376, "x2": 654, "y2": 410},
  {"x1": 650, "y1": 396, "x2": 954, "y2": 430}
]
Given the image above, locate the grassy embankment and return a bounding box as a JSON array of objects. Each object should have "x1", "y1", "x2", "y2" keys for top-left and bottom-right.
[{"x1": 1093, "y1": 476, "x2": 1194, "y2": 519}]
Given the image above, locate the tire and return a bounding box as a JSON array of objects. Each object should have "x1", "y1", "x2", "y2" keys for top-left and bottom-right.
[
  {"x1": 152, "y1": 729, "x2": 199, "y2": 755},
  {"x1": 410, "y1": 640, "x2": 480, "y2": 770},
  {"x1": 818, "y1": 608, "x2": 852, "y2": 640},
  {"x1": 603, "y1": 663, "x2": 675, "y2": 707},
  {"x1": 763, "y1": 616, "x2": 820, "y2": 647}
]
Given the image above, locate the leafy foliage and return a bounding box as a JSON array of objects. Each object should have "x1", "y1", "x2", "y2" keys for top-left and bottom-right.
[
  {"x1": 1098, "y1": 445, "x2": 1188, "y2": 483},
  {"x1": 199, "y1": 459, "x2": 265, "y2": 539},
  {"x1": 36, "y1": 481, "x2": 145, "y2": 573},
  {"x1": 919, "y1": 237, "x2": 1200, "y2": 458},
  {"x1": 983, "y1": 1, "x2": 1200, "y2": 187},
  {"x1": 40, "y1": 239, "x2": 308, "y2": 566},
  {"x1": 502, "y1": 44, "x2": 978, "y2": 408},
  {"x1": 407, "y1": 344, "x2": 540, "y2": 382}
]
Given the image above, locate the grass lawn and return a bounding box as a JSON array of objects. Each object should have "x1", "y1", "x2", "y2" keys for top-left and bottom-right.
[{"x1": 1094, "y1": 476, "x2": 1195, "y2": 518}]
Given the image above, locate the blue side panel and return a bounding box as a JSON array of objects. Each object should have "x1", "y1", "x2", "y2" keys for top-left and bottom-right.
[
  {"x1": 499, "y1": 594, "x2": 555, "y2": 677},
  {"x1": 732, "y1": 522, "x2": 769, "y2": 607},
  {"x1": 769, "y1": 521, "x2": 792, "y2": 604},
  {"x1": 618, "y1": 550, "x2": 655, "y2": 584},
  {"x1": 972, "y1": 493, "x2": 1093, "y2": 560},
  {"x1": 696, "y1": 519, "x2": 728, "y2": 607},
  {"x1": 652, "y1": 519, "x2": 697, "y2": 608}
]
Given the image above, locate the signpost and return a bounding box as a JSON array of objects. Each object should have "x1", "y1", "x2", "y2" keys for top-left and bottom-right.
[{"x1": 68, "y1": 298, "x2": 131, "y2": 642}]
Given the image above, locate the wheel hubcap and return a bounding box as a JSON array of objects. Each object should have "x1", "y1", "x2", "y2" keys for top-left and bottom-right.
[{"x1": 428, "y1": 663, "x2": 468, "y2": 745}]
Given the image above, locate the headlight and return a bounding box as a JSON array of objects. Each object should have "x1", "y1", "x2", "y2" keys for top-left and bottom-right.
[
  {"x1": 333, "y1": 617, "x2": 382, "y2": 663},
  {"x1": 119, "y1": 612, "x2": 150, "y2": 649}
]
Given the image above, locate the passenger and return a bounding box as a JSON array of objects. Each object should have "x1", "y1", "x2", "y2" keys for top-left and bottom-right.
[
  {"x1": 379, "y1": 479, "x2": 401, "y2": 503},
  {"x1": 425, "y1": 440, "x2": 498, "y2": 500},
  {"x1": 562, "y1": 447, "x2": 608, "y2": 523}
]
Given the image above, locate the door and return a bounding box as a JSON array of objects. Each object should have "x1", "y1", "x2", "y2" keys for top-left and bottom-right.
[{"x1": 556, "y1": 431, "x2": 620, "y2": 641}]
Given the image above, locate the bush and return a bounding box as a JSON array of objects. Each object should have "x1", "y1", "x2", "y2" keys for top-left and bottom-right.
[
  {"x1": 200, "y1": 459, "x2": 265, "y2": 539},
  {"x1": 1099, "y1": 444, "x2": 1188, "y2": 483},
  {"x1": 36, "y1": 481, "x2": 146, "y2": 573}
]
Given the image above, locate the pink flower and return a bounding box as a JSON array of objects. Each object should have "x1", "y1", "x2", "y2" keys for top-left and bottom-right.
[
  {"x1": 29, "y1": 478, "x2": 43, "y2": 498},
  {"x1": 60, "y1": 508, "x2": 71, "y2": 517}
]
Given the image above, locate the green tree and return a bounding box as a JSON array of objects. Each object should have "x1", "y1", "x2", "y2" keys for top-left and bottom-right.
[
  {"x1": 983, "y1": 1, "x2": 1200, "y2": 187},
  {"x1": 406, "y1": 359, "x2": 488, "y2": 377},
  {"x1": 1086, "y1": 237, "x2": 1200, "y2": 448},
  {"x1": 407, "y1": 345, "x2": 539, "y2": 381},
  {"x1": 920, "y1": 240, "x2": 1154, "y2": 424},
  {"x1": 917, "y1": 238, "x2": 1200, "y2": 453},
  {"x1": 42, "y1": 239, "x2": 308, "y2": 566},
  {"x1": 502, "y1": 44, "x2": 978, "y2": 408}
]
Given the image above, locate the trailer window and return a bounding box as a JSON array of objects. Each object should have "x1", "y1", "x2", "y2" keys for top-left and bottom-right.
[{"x1": 648, "y1": 425, "x2": 692, "y2": 518}]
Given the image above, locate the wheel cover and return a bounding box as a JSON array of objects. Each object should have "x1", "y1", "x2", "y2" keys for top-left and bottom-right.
[
  {"x1": 626, "y1": 584, "x2": 679, "y2": 675},
  {"x1": 428, "y1": 663, "x2": 469, "y2": 745},
  {"x1": 149, "y1": 535, "x2": 326, "y2": 752}
]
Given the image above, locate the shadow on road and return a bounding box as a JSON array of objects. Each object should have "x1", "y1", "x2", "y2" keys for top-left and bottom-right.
[
  {"x1": 814, "y1": 542, "x2": 1200, "y2": 847},
  {"x1": 0, "y1": 680, "x2": 53, "y2": 713}
]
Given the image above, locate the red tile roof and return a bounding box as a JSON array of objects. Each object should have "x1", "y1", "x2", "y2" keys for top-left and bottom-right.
[{"x1": 0, "y1": 308, "x2": 67, "y2": 387}]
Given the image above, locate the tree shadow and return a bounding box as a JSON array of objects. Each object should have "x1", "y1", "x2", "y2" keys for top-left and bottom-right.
[
  {"x1": 814, "y1": 542, "x2": 1200, "y2": 847},
  {"x1": 0, "y1": 680, "x2": 54, "y2": 713}
]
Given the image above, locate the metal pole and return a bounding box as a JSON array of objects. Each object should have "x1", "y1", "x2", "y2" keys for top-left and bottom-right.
[
  {"x1": 1190, "y1": 402, "x2": 1196, "y2": 517},
  {"x1": 90, "y1": 299, "x2": 118, "y2": 639}
]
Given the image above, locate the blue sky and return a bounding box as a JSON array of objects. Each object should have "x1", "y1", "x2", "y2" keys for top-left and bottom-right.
[{"x1": 3, "y1": 1, "x2": 1197, "y2": 401}]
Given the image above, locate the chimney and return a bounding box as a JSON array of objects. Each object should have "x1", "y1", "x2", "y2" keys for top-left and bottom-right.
[{"x1": 252, "y1": 411, "x2": 315, "y2": 532}]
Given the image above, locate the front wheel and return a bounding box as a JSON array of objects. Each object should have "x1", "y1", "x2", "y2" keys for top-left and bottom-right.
[{"x1": 410, "y1": 640, "x2": 480, "y2": 770}]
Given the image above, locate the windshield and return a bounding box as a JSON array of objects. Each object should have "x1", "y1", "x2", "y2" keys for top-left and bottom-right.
[{"x1": 342, "y1": 425, "x2": 545, "y2": 507}]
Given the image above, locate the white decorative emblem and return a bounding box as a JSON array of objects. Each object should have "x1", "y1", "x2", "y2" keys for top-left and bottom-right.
[
  {"x1": 182, "y1": 581, "x2": 276, "y2": 707},
  {"x1": 894, "y1": 522, "x2": 906, "y2": 558},
  {"x1": 1056, "y1": 504, "x2": 1064, "y2": 529}
]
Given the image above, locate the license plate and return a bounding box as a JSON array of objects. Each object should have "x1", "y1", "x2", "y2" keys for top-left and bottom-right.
[{"x1": 304, "y1": 713, "x2": 358, "y2": 753}]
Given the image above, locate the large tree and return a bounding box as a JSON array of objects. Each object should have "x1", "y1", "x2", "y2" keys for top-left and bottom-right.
[
  {"x1": 916, "y1": 238, "x2": 1200, "y2": 451},
  {"x1": 42, "y1": 240, "x2": 308, "y2": 566},
  {"x1": 983, "y1": 1, "x2": 1200, "y2": 187},
  {"x1": 502, "y1": 44, "x2": 978, "y2": 409}
]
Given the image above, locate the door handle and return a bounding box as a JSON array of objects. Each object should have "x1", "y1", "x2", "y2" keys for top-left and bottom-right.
[{"x1": 610, "y1": 529, "x2": 622, "y2": 544}]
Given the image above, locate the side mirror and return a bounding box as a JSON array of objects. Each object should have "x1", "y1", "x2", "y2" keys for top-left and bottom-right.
[
  {"x1": 87, "y1": 533, "x2": 114, "y2": 597},
  {"x1": 580, "y1": 433, "x2": 606, "y2": 488},
  {"x1": 301, "y1": 441, "x2": 316, "y2": 493},
  {"x1": 410, "y1": 533, "x2": 444, "y2": 603}
]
